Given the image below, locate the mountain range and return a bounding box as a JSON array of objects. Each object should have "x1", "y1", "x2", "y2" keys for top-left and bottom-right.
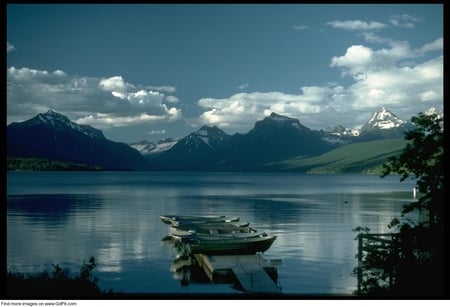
[
  {"x1": 7, "y1": 110, "x2": 150, "y2": 170},
  {"x1": 7, "y1": 107, "x2": 442, "y2": 172}
]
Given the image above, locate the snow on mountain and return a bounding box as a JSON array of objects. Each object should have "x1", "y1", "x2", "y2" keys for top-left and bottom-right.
[
  {"x1": 152, "y1": 139, "x2": 179, "y2": 153},
  {"x1": 34, "y1": 110, "x2": 105, "y2": 139},
  {"x1": 179, "y1": 125, "x2": 229, "y2": 150},
  {"x1": 7, "y1": 110, "x2": 151, "y2": 170},
  {"x1": 324, "y1": 125, "x2": 360, "y2": 137},
  {"x1": 363, "y1": 107, "x2": 404, "y2": 130},
  {"x1": 320, "y1": 125, "x2": 358, "y2": 145},
  {"x1": 130, "y1": 138, "x2": 178, "y2": 156}
]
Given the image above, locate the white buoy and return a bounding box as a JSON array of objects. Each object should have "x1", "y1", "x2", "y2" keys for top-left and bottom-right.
[{"x1": 413, "y1": 187, "x2": 417, "y2": 199}]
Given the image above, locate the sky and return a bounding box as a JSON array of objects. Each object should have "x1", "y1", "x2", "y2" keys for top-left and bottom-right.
[{"x1": 6, "y1": 4, "x2": 443, "y2": 143}]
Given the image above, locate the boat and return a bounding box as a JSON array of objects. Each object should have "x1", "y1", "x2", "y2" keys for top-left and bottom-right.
[
  {"x1": 169, "y1": 222, "x2": 256, "y2": 236},
  {"x1": 172, "y1": 231, "x2": 266, "y2": 240},
  {"x1": 160, "y1": 215, "x2": 240, "y2": 226},
  {"x1": 174, "y1": 233, "x2": 277, "y2": 255}
]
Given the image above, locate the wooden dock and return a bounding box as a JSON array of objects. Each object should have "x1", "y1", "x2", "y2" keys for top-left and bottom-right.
[{"x1": 194, "y1": 253, "x2": 281, "y2": 293}]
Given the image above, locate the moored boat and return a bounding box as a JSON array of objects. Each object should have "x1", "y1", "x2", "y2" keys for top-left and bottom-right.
[
  {"x1": 160, "y1": 215, "x2": 240, "y2": 226},
  {"x1": 191, "y1": 234, "x2": 276, "y2": 255},
  {"x1": 172, "y1": 231, "x2": 266, "y2": 240},
  {"x1": 174, "y1": 233, "x2": 277, "y2": 255},
  {"x1": 169, "y1": 222, "x2": 255, "y2": 236},
  {"x1": 161, "y1": 215, "x2": 277, "y2": 256}
]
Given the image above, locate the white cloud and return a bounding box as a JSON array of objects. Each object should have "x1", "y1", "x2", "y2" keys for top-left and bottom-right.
[
  {"x1": 197, "y1": 90, "x2": 336, "y2": 131},
  {"x1": 330, "y1": 45, "x2": 374, "y2": 76},
  {"x1": 389, "y1": 14, "x2": 421, "y2": 28},
  {"x1": 148, "y1": 85, "x2": 177, "y2": 93},
  {"x1": 330, "y1": 38, "x2": 441, "y2": 78},
  {"x1": 326, "y1": 20, "x2": 386, "y2": 31},
  {"x1": 75, "y1": 113, "x2": 174, "y2": 128},
  {"x1": 7, "y1": 41, "x2": 15, "y2": 53},
  {"x1": 197, "y1": 37, "x2": 443, "y2": 132},
  {"x1": 127, "y1": 90, "x2": 164, "y2": 107},
  {"x1": 7, "y1": 67, "x2": 182, "y2": 128},
  {"x1": 148, "y1": 129, "x2": 166, "y2": 135},
  {"x1": 99, "y1": 76, "x2": 127, "y2": 92},
  {"x1": 167, "y1": 106, "x2": 182, "y2": 121},
  {"x1": 7, "y1": 66, "x2": 68, "y2": 82},
  {"x1": 292, "y1": 25, "x2": 310, "y2": 31},
  {"x1": 238, "y1": 83, "x2": 249, "y2": 90},
  {"x1": 416, "y1": 38, "x2": 443, "y2": 55},
  {"x1": 360, "y1": 32, "x2": 393, "y2": 45},
  {"x1": 165, "y1": 95, "x2": 180, "y2": 103},
  {"x1": 338, "y1": 46, "x2": 443, "y2": 115}
]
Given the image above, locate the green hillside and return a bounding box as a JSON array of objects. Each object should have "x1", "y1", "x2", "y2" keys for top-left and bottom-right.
[{"x1": 265, "y1": 138, "x2": 408, "y2": 174}]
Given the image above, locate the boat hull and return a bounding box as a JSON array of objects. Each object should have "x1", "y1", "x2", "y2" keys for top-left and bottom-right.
[
  {"x1": 160, "y1": 215, "x2": 240, "y2": 226},
  {"x1": 188, "y1": 235, "x2": 277, "y2": 255},
  {"x1": 169, "y1": 223, "x2": 255, "y2": 236}
]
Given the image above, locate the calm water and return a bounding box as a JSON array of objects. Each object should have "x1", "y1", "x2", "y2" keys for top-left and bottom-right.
[{"x1": 6, "y1": 171, "x2": 416, "y2": 296}]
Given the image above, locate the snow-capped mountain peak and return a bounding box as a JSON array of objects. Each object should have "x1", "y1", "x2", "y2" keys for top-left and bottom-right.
[
  {"x1": 33, "y1": 110, "x2": 105, "y2": 139},
  {"x1": 189, "y1": 125, "x2": 229, "y2": 149},
  {"x1": 37, "y1": 110, "x2": 72, "y2": 126},
  {"x1": 364, "y1": 107, "x2": 404, "y2": 130}
]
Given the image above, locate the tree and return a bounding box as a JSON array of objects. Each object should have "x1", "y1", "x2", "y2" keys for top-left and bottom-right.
[
  {"x1": 355, "y1": 111, "x2": 444, "y2": 296},
  {"x1": 382, "y1": 111, "x2": 444, "y2": 230}
]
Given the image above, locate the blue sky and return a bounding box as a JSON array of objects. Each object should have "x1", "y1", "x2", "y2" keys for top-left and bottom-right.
[{"x1": 7, "y1": 4, "x2": 443, "y2": 143}]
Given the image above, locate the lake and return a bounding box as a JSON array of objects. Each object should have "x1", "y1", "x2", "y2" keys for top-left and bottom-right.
[{"x1": 6, "y1": 171, "x2": 416, "y2": 296}]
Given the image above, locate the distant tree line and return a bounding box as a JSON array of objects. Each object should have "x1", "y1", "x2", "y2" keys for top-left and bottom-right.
[
  {"x1": 7, "y1": 157, "x2": 102, "y2": 171},
  {"x1": 6, "y1": 256, "x2": 112, "y2": 298}
]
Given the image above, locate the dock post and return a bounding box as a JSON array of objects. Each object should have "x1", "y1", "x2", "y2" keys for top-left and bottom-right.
[{"x1": 357, "y1": 234, "x2": 363, "y2": 296}]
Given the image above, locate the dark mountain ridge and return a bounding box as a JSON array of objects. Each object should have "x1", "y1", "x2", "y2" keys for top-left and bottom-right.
[
  {"x1": 213, "y1": 112, "x2": 334, "y2": 170},
  {"x1": 149, "y1": 112, "x2": 334, "y2": 171},
  {"x1": 8, "y1": 106, "x2": 439, "y2": 172},
  {"x1": 7, "y1": 110, "x2": 151, "y2": 170},
  {"x1": 154, "y1": 125, "x2": 231, "y2": 170}
]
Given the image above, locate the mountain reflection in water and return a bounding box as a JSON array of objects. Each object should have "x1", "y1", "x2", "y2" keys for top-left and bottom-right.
[{"x1": 7, "y1": 172, "x2": 415, "y2": 295}]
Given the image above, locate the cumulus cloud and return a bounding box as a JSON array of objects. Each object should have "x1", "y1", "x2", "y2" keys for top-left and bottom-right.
[
  {"x1": 326, "y1": 20, "x2": 386, "y2": 31},
  {"x1": 165, "y1": 95, "x2": 180, "y2": 103},
  {"x1": 7, "y1": 67, "x2": 182, "y2": 128},
  {"x1": 99, "y1": 76, "x2": 128, "y2": 92},
  {"x1": 197, "y1": 89, "x2": 339, "y2": 131},
  {"x1": 197, "y1": 37, "x2": 443, "y2": 131},
  {"x1": 330, "y1": 38, "x2": 443, "y2": 78},
  {"x1": 348, "y1": 56, "x2": 443, "y2": 110},
  {"x1": 148, "y1": 85, "x2": 177, "y2": 93},
  {"x1": 417, "y1": 38, "x2": 443, "y2": 55}
]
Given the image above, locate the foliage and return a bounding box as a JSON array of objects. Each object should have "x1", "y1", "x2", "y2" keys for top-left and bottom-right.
[
  {"x1": 7, "y1": 156, "x2": 102, "y2": 171},
  {"x1": 354, "y1": 112, "x2": 444, "y2": 297},
  {"x1": 382, "y1": 112, "x2": 444, "y2": 228},
  {"x1": 6, "y1": 256, "x2": 108, "y2": 298},
  {"x1": 353, "y1": 227, "x2": 400, "y2": 295}
]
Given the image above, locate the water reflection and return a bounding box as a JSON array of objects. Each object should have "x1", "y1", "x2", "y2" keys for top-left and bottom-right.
[
  {"x1": 7, "y1": 172, "x2": 414, "y2": 295},
  {"x1": 162, "y1": 235, "x2": 281, "y2": 293},
  {"x1": 7, "y1": 194, "x2": 103, "y2": 225}
]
